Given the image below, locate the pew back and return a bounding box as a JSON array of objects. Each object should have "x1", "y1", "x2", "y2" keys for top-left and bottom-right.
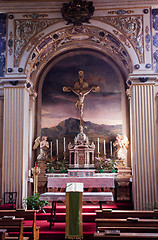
[
  {"x1": 95, "y1": 210, "x2": 158, "y2": 219},
  {"x1": 0, "y1": 210, "x2": 39, "y2": 240},
  {"x1": 0, "y1": 218, "x2": 24, "y2": 240}
]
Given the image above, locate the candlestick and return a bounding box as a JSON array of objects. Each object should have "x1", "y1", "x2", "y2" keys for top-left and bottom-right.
[
  {"x1": 56, "y1": 139, "x2": 58, "y2": 155},
  {"x1": 28, "y1": 170, "x2": 31, "y2": 177},
  {"x1": 98, "y1": 138, "x2": 99, "y2": 153},
  {"x1": 32, "y1": 164, "x2": 40, "y2": 194},
  {"x1": 50, "y1": 141, "x2": 53, "y2": 157},
  {"x1": 64, "y1": 137, "x2": 66, "y2": 152},
  {"x1": 110, "y1": 141, "x2": 112, "y2": 156},
  {"x1": 104, "y1": 140, "x2": 106, "y2": 155}
]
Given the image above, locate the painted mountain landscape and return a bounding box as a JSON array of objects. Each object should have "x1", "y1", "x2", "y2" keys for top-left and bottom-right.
[
  {"x1": 42, "y1": 117, "x2": 122, "y2": 158},
  {"x1": 41, "y1": 53, "x2": 124, "y2": 160}
]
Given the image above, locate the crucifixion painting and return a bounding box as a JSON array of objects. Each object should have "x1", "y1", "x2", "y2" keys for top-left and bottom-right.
[{"x1": 63, "y1": 70, "x2": 100, "y2": 129}]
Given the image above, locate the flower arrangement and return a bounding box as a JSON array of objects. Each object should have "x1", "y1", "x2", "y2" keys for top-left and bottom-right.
[
  {"x1": 46, "y1": 157, "x2": 68, "y2": 173},
  {"x1": 95, "y1": 157, "x2": 116, "y2": 172}
]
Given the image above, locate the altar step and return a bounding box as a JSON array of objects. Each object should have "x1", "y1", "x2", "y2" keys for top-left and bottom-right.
[
  {"x1": 42, "y1": 202, "x2": 118, "y2": 213},
  {"x1": 36, "y1": 222, "x2": 95, "y2": 240},
  {"x1": 37, "y1": 202, "x2": 118, "y2": 222},
  {"x1": 37, "y1": 212, "x2": 98, "y2": 222},
  {"x1": 41, "y1": 201, "x2": 133, "y2": 214}
]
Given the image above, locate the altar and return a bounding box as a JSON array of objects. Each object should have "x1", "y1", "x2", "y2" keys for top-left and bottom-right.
[{"x1": 46, "y1": 172, "x2": 117, "y2": 193}]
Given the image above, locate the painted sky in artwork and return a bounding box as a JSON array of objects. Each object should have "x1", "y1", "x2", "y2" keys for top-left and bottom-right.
[{"x1": 41, "y1": 53, "x2": 122, "y2": 128}]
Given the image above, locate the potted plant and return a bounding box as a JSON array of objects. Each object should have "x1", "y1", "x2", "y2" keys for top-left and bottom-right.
[
  {"x1": 23, "y1": 193, "x2": 50, "y2": 212},
  {"x1": 95, "y1": 157, "x2": 116, "y2": 173},
  {"x1": 58, "y1": 159, "x2": 68, "y2": 173},
  {"x1": 46, "y1": 157, "x2": 60, "y2": 173},
  {"x1": 107, "y1": 158, "x2": 116, "y2": 172},
  {"x1": 95, "y1": 157, "x2": 106, "y2": 172}
]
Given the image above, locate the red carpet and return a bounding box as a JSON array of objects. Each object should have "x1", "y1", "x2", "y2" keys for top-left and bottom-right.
[{"x1": 23, "y1": 201, "x2": 133, "y2": 240}]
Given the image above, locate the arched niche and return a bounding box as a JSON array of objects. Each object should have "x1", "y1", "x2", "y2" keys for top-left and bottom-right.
[{"x1": 35, "y1": 48, "x2": 131, "y2": 166}]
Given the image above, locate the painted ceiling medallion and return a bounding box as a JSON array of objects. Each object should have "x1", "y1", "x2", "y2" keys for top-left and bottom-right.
[{"x1": 61, "y1": 0, "x2": 95, "y2": 26}]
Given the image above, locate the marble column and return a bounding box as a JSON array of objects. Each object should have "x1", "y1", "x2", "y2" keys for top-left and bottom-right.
[
  {"x1": 28, "y1": 90, "x2": 37, "y2": 196},
  {"x1": 129, "y1": 78, "x2": 158, "y2": 210},
  {"x1": 2, "y1": 82, "x2": 30, "y2": 208},
  {"x1": 0, "y1": 93, "x2": 4, "y2": 197}
]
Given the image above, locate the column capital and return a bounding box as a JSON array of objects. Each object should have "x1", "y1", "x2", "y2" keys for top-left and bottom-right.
[
  {"x1": 128, "y1": 75, "x2": 158, "y2": 85},
  {"x1": 126, "y1": 76, "x2": 158, "y2": 100},
  {"x1": 0, "y1": 76, "x2": 37, "y2": 98},
  {"x1": 1, "y1": 76, "x2": 32, "y2": 88}
]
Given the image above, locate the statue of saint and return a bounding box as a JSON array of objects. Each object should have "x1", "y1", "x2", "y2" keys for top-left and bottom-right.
[
  {"x1": 63, "y1": 71, "x2": 100, "y2": 127},
  {"x1": 33, "y1": 136, "x2": 49, "y2": 160},
  {"x1": 113, "y1": 134, "x2": 129, "y2": 161}
]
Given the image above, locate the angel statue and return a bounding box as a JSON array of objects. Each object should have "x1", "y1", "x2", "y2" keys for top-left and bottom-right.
[
  {"x1": 33, "y1": 136, "x2": 49, "y2": 160},
  {"x1": 113, "y1": 134, "x2": 129, "y2": 163}
]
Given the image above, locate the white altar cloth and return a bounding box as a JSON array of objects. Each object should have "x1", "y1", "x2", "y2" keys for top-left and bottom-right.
[
  {"x1": 40, "y1": 191, "x2": 114, "y2": 202},
  {"x1": 47, "y1": 176, "x2": 115, "y2": 188}
]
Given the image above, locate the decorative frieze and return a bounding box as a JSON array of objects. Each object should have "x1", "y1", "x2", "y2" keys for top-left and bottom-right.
[
  {"x1": 8, "y1": 31, "x2": 13, "y2": 56},
  {"x1": 152, "y1": 9, "x2": 158, "y2": 71},
  {"x1": 108, "y1": 9, "x2": 134, "y2": 15},
  {"x1": 14, "y1": 18, "x2": 62, "y2": 66},
  {"x1": 145, "y1": 26, "x2": 150, "y2": 51},
  {"x1": 94, "y1": 15, "x2": 144, "y2": 63},
  {"x1": 26, "y1": 25, "x2": 131, "y2": 79}
]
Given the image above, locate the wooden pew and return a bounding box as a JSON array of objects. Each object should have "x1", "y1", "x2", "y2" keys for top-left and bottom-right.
[
  {"x1": 95, "y1": 218, "x2": 158, "y2": 228},
  {"x1": 0, "y1": 210, "x2": 39, "y2": 240},
  {"x1": 94, "y1": 210, "x2": 158, "y2": 239},
  {"x1": 95, "y1": 209, "x2": 158, "y2": 219},
  {"x1": 0, "y1": 229, "x2": 7, "y2": 240},
  {"x1": 0, "y1": 218, "x2": 28, "y2": 240},
  {"x1": 94, "y1": 232, "x2": 158, "y2": 239}
]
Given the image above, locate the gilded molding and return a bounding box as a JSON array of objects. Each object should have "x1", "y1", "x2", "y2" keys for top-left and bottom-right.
[
  {"x1": 26, "y1": 25, "x2": 132, "y2": 78},
  {"x1": 94, "y1": 15, "x2": 144, "y2": 63},
  {"x1": 145, "y1": 26, "x2": 150, "y2": 51},
  {"x1": 113, "y1": 30, "x2": 131, "y2": 48},
  {"x1": 108, "y1": 9, "x2": 134, "y2": 15},
  {"x1": 14, "y1": 18, "x2": 62, "y2": 67},
  {"x1": 126, "y1": 88, "x2": 131, "y2": 100},
  {"x1": 26, "y1": 32, "x2": 45, "y2": 52},
  {"x1": 8, "y1": 31, "x2": 13, "y2": 55},
  {"x1": 23, "y1": 13, "x2": 48, "y2": 19}
]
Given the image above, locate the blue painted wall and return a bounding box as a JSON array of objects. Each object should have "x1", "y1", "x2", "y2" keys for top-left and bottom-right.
[{"x1": 0, "y1": 13, "x2": 6, "y2": 77}]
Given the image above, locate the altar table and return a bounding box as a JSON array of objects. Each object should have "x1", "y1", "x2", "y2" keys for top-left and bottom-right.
[
  {"x1": 40, "y1": 191, "x2": 114, "y2": 229},
  {"x1": 47, "y1": 176, "x2": 115, "y2": 189}
]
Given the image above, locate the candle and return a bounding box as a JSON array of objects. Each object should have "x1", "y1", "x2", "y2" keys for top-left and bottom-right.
[
  {"x1": 64, "y1": 137, "x2": 66, "y2": 152},
  {"x1": 28, "y1": 170, "x2": 31, "y2": 177},
  {"x1": 56, "y1": 139, "x2": 58, "y2": 155},
  {"x1": 104, "y1": 140, "x2": 106, "y2": 155},
  {"x1": 110, "y1": 141, "x2": 112, "y2": 156},
  {"x1": 50, "y1": 141, "x2": 53, "y2": 157},
  {"x1": 98, "y1": 138, "x2": 99, "y2": 152}
]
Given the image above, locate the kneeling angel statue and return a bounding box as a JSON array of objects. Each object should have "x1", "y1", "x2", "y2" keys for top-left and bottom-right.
[{"x1": 33, "y1": 136, "x2": 49, "y2": 160}]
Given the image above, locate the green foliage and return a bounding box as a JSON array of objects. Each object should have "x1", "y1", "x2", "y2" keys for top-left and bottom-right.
[
  {"x1": 23, "y1": 193, "x2": 50, "y2": 212},
  {"x1": 46, "y1": 157, "x2": 68, "y2": 172},
  {"x1": 95, "y1": 157, "x2": 116, "y2": 172},
  {"x1": 46, "y1": 157, "x2": 59, "y2": 172}
]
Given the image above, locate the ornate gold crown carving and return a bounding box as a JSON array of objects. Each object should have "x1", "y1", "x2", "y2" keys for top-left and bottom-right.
[{"x1": 61, "y1": 0, "x2": 95, "y2": 26}]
